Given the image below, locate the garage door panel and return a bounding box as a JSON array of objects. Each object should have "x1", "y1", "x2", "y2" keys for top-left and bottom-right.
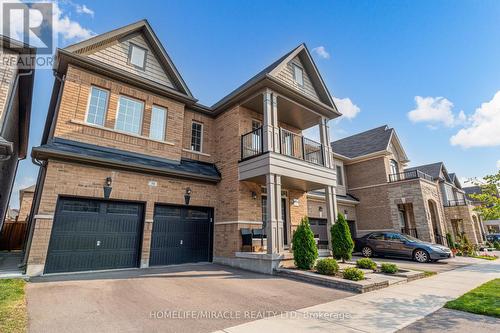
[
  {"x1": 150, "y1": 205, "x2": 212, "y2": 266},
  {"x1": 45, "y1": 198, "x2": 143, "y2": 274}
]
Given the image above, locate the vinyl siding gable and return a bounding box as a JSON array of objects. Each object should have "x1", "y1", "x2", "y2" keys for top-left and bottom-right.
[{"x1": 271, "y1": 56, "x2": 320, "y2": 102}]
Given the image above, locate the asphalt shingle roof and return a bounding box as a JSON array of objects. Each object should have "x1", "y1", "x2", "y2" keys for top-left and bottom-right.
[
  {"x1": 405, "y1": 162, "x2": 444, "y2": 180},
  {"x1": 331, "y1": 125, "x2": 393, "y2": 159},
  {"x1": 32, "y1": 138, "x2": 221, "y2": 182}
]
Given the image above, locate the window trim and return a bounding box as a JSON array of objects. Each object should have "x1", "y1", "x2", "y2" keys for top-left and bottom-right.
[
  {"x1": 114, "y1": 95, "x2": 145, "y2": 136},
  {"x1": 84, "y1": 86, "x2": 109, "y2": 127},
  {"x1": 292, "y1": 64, "x2": 304, "y2": 87},
  {"x1": 149, "y1": 105, "x2": 168, "y2": 141},
  {"x1": 190, "y1": 121, "x2": 204, "y2": 152},
  {"x1": 127, "y1": 43, "x2": 148, "y2": 70},
  {"x1": 336, "y1": 165, "x2": 344, "y2": 186}
]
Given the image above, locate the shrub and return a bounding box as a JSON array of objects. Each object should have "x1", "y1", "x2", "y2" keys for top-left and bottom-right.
[
  {"x1": 494, "y1": 241, "x2": 500, "y2": 250},
  {"x1": 381, "y1": 263, "x2": 398, "y2": 274},
  {"x1": 331, "y1": 213, "x2": 354, "y2": 262},
  {"x1": 315, "y1": 258, "x2": 339, "y2": 275},
  {"x1": 457, "y1": 233, "x2": 476, "y2": 256},
  {"x1": 292, "y1": 216, "x2": 318, "y2": 270},
  {"x1": 446, "y1": 233, "x2": 455, "y2": 249},
  {"x1": 343, "y1": 267, "x2": 364, "y2": 281},
  {"x1": 356, "y1": 258, "x2": 377, "y2": 270}
]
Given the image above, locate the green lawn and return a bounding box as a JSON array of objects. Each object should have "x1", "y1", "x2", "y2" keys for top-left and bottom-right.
[
  {"x1": 0, "y1": 279, "x2": 27, "y2": 333},
  {"x1": 445, "y1": 278, "x2": 500, "y2": 318}
]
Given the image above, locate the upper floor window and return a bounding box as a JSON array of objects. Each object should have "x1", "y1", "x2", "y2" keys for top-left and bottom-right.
[
  {"x1": 128, "y1": 43, "x2": 147, "y2": 69},
  {"x1": 115, "y1": 96, "x2": 144, "y2": 135},
  {"x1": 293, "y1": 64, "x2": 304, "y2": 86},
  {"x1": 149, "y1": 105, "x2": 167, "y2": 141},
  {"x1": 336, "y1": 165, "x2": 344, "y2": 186},
  {"x1": 389, "y1": 159, "x2": 399, "y2": 175},
  {"x1": 191, "y1": 121, "x2": 203, "y2": 152},
  {"x1": 86, "y1": 86, "x2": 109, "y2": 126}
]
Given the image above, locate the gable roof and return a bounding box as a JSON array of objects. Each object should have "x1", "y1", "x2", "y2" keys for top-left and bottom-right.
[
  {"x1": 62, "y1": 19, "x2": 193, "y2": 99},
  {"x1": 212, "y1": 43, "x2": 339, "y2": 114},
  {"x1": 332, "y1": 125, "x2": 395, "y2": 159},
  {"x1": 405, "y1": 162, "x2": 443, "y2": 180}
]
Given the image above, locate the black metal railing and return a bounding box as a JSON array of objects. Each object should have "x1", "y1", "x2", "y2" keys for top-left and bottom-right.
[
  {"x1": 388, "y1": 170, "x2": 434, "y2": 183},
  {"x1": 401, "y1": 227, "x2": 418, "y2": 238},
  {"x1": 444, "y1": 199, "x2": 468, "y2": 207},
  {"x1": 279, "y1": 128, "x2": 325, "y2": 166},
  {"x1": 433, "y1": 229, "x2": 448, "y2": 246},
  {"x1": 241, "y1": 127, "x2": 263, "y2": 160}
]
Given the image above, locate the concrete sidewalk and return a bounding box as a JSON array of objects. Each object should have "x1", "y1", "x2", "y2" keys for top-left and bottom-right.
[{"x1": 214, "y1": 260, "x2": 500, "y2": 333}]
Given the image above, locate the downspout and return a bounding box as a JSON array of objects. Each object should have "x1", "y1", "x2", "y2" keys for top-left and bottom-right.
[{"x1": 21, "y1": 72, "x2": 65, "y2": 272}]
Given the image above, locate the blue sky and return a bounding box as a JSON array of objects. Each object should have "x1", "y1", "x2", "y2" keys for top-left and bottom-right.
[{"x1": 7, "y1": 0, "x2": 500, "y2": 207}]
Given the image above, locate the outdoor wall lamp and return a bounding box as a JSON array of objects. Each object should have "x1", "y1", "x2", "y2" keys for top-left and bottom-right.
[
  {"x1": 185, "y1": 187, "x2": 192, "y2": 205},
  {"x1": 318, "y1": 206, "x2": 323, "y2": 218},
  {"x1": 292, "y1": 198, "x2": 299, "y2": 206},
  {"x1": 251, "y1": 191, "x2": 257, "y2": 200},
  {"x1": 103, "y1": 177, "x2": 113, "y2": 199},
  {"x1": 344, "y1": 209, "x2": 349, "y2": 219}
]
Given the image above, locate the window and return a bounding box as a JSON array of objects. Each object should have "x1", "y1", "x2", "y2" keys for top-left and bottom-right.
[
  {"x1": 191, "y1": 121, "x2": 203, "y2": 152},
  {"x1": 336, "y1": 165, "x2": 344, "y2": 186},
  {"x1": 368, "y1": 233, "x2": 384, "y2": 240},
  {"x1": 115, "y1": 96, "x2": 144, "y2": 135},
  {"x1": 128, "y1": 44, "x2": 147, "y2": 69},
  {"x1": 86, "y1": 87, "x2": 109, "y2": 126},
  {"x1": 389, "y1": 159, "x2": 399, "y2": 175},
  {"x1": 149, "y1": 106, "x2": 167, "y2": 141},
  {"x1": 293, "y1": 64, "x2": 304, "y2": 86}
]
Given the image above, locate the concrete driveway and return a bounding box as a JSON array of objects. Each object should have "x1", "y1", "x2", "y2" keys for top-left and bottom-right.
[
  {"x1": 27, "y1": 263, "x2": 353, "y2": 333},
  {"x1": 351, "y1": 254, "x2": 482, "y2": 273}
]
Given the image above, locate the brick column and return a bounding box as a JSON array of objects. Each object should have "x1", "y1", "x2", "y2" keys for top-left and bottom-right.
[{"x1": 140, "y1": 203, "x2": 155, "y2": 268}]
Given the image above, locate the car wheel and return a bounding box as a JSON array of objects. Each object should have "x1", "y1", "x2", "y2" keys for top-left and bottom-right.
[
  {"x1": 414, "y1": 249, "x2": 430, "y2": 263},
  {"x1": 362, "y1": 246, "x2": 373, "y2": 257}
]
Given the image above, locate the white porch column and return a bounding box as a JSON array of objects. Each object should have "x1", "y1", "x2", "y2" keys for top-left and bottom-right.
[
  {"x1": 266, "y1": 173, "x2": 278, "y2": 254},
  {"x1": 263, "y1": 89, "x2": 274, "y2": 153},
  {"x1": 271, "y1": 93, "x2": 280, "y2": 153},
  {"x1": 325, "y1": 185, "x2": 338, "y2": 250},
  {"x1": 275, "y1": 174, "x2": 284, "y2": 253},
  {"x1": 319, "y1": 117, "x2": 333, "y2": 169}
]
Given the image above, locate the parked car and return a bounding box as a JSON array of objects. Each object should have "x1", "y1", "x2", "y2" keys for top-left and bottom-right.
[
  {"x1": 355, "y1": 231, "x2": 452, "y2": 263},
  {"x1": 486, "y1": 234, "x2": 500, "y2": 243}
]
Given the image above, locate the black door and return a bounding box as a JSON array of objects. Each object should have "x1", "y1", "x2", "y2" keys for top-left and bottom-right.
[
  {"x1": 309, "y1": 218, "x2": 328, "y2": 249},
  {"x1": 45, "y1": 198, "x2": 143, "y2": 274},
  {"x1": 149, "y1": 205, "x2": 213, "y2": 266},
  {"x1": 347, "y1": 220, "x2": 357, "y2": 240},
  {"x1": 282, "y1": 198, "x2": 288, "y2": 245}
]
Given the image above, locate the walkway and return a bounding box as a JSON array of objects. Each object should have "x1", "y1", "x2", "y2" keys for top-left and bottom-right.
[{"x1": 214, "y1": 259, "x2": 500, "y2": 333}]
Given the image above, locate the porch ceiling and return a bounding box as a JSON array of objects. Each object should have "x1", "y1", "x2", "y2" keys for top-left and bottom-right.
[{"x1": 242, "y1": 174, "x2": 328, "y2": 192}]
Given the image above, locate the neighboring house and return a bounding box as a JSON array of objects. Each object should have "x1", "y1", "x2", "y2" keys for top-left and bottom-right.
[
  {"x1": 17, "y1": 185, "x2": 35, "y2": 223},
  {"x1": 405, "y1": 163, "x2": 483, "y2": 244},
  {"x1": 4, "y1": 207, "x2": 18, "y2": 223},
  {"x1": 463, "y1": 185, "x2": 490, "y2": 237},
  {"x1": 24, "y1": 20, "x2": 341, "y2": 276},
  {"x1": 0, "y1": 36, "x2": 36, "y2": 229}
]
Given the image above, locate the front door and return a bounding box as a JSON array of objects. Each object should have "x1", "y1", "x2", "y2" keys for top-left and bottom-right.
[{"x1": 282, "y1": 198, "x2": 288, "y2": 245}]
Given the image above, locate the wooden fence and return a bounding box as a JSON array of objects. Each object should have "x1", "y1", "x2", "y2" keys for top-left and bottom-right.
[{"x1": 0, "y1": 222, "x2": 27, "y2": 251}]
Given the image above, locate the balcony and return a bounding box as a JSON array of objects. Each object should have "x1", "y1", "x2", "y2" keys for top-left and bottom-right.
[
  {"x1": 241, "y1": 127, "x2": 324, "y2": 166},
  {"x1": 444, "y1": 199, "x2": 469, "y2": 207},
  {"x1": 388, "y1": 170, "x2": 433, "y2": 183}
]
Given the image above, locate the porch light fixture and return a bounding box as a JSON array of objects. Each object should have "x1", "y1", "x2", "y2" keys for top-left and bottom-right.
[
  {"x1": 251, "y1": 191, "x2": 257, "y2": 200},
  {"x1": 344, "y1": 209, "x2": 349, "y2": 219},
  {"x1": 318, "y1": 206, "x2": 323, "y2": 218},
  {"x1": 292, "y1": 198, "x2": 299, "y2": 206},
  {"x1": 103, "y1": 177, "x2": 113, "y2": 199},
  {"x1": 184, "y1": 187, "x2": 192, "y2": 205}
]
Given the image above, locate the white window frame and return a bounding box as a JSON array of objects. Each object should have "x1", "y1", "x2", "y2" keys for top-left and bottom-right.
[
  {"x1": 190, "y1": 121, "x2": 203, "y2": 152},
  {"x1": 293, "y1": 64, "x2": 304, "y2": 86},
  {"x1": 336, "y1": 165, "x2": 344, "y2": 186},
  {"x1": 128, "y1": 43, "x2": 147, "y2": 70},
  {"x1": 115, "y1": 96, "x2": 144, "y2": 135},
  {"x1": 85, "y1": 86, "x2": 109, "y2": 126},
  {"x1": 149, "y1": 105, "x2": 167, "y2": 141}
]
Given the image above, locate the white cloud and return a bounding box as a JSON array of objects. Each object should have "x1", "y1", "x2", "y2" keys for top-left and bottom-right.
[
  {"x1": 408, "y1": 96, "x2": 462, "y2": 127},
  {"x1": 450, "y1": 91, "x2": 500, "y2": 148},
  {"x1": 333, "y1": 96, "x2": 360, "y2": 119},
  {"x1": 0, "y1": 0, "x2": 93, "y2": 44},
  {"x1": 75, "y1": 4, "x2": 94, "y2": 17},
  {"x1": 312, "y1": 46, "x2": 330, "y2": 59}
]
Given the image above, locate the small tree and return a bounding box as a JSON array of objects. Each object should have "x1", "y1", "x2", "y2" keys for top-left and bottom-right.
[
  {"x1": 331, "y1": 213, "x2": 354, "y2": 262},
  {"x1": 292, "y1": 216, "x2": 318, "y2": 270},
  {"x1": 469, "y1": 171, "x2": 500, "y2": 221}
]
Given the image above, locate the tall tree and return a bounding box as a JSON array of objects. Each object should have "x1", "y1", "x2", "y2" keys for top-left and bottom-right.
[{"x1": 331, "y1": 213, "x2": 354, "y2": 262}]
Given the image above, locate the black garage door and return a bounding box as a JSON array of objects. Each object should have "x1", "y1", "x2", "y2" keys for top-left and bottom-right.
[
  {"x1": 309, "y1": 218, "x2": 329, "y2": 249},
  {"x1": 45, "y1": 198, "x2": 143, "y2": 274},
  {"x1": 150, "y1": 205, "x2": 213, "y2": 266}
]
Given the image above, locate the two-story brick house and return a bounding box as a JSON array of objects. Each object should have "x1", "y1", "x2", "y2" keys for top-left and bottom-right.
[{"x1": 24, "y1": 20, "x2": 341, "y2": 276}]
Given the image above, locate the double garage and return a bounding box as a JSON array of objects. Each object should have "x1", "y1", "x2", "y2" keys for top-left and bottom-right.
[{"x1": 44, "y1": 197, "x2": 213, "y2": 274}]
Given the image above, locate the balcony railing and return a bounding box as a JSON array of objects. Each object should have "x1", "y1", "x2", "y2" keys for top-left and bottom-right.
[
  {"x1": 444, "y1": 199, "x2": 468, "y2": 207},
  {"x1": 388, "y1": 170, "x2": 433, "y2": 183},
  {"x1": 241, "y1": 127, "x2": 263, "y2": 160},
  {"x1": 401, "y1": 227, "x2": 418, "y2": 238},
  {"x1": 240, "y1": 126, "x2": 325, "y2": 166}
]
